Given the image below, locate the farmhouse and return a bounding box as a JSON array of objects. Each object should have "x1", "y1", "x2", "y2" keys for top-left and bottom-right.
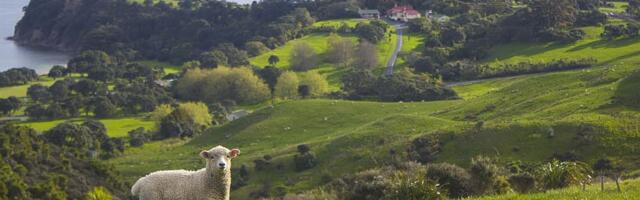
[
  {"x1": 358, "y1": 9, "x2": 380, "y2": 19},
  {"x1": 387, "y1": 5, "x2": 421, "y2": 22}
]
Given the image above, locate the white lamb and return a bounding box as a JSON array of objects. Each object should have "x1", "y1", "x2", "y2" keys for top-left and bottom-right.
[{"x1": 131, "y1": 145, "x2": 241, "y2": 200}]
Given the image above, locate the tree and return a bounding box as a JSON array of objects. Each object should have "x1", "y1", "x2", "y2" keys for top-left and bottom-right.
[
  {"x1": 299, "y1": 72, "x2": 329, "y2": 97},
  {"x1": 245, "y1": 41, "x2": 270, "y2": 57},
  {"x1": 294, "y1": 144, "x2": 316, "y2": 171},
  {"x1": 199, "y1": 50, "x2": 228, "y2": 68},
  {"x1": 181, "y1": 60, "x2": 201, "y2": 71},
  {"x1": 88, "y1": 66, "x2": 115, "y2": 82},
  {"x1": 268, "y1": 55, "x2": 280, "y2": 67},
  {"x1": 25, "y1": 104, "x2": 47, "y2": 120},
  {"x1": 217, "y1": 43, "x2": 249, "y2": 67},
  {"x1": 354, "y1": 41, "x2": 379, "y2": 70},
  {"x1": 93, "y1": 97, "x2": 118, "y2": 118},
  {"x1": 527, "y1": 0, "x2": 577, "y2": 29},
  {"x1": 327, "y1": 34, "x2": 356, "y2": 67},
  {"x1": 274, "y1": 71, "x2": 299, "y2": 99},
  {"x1": 48, "y1": 65, "x2": 68, "y2": 79},
  {"x1": 67, "y1": 50, "x2": 112, "y2": 74},
  {"x1": 0, "y1": 97, "x2": 21, "y2": 115},
  {"x1": 175, "y1": 67, "x2": 271, "y2": 104},
  {"x1": 27, "y1": 84, "x2": 51, "y2": 103},
  {"x1": 341, "y1": 69, "x2": 377, "y2": 98},
  {"x1": 441, "y1": 26, "x2": 466, "y2": 46},
  {"x1": 71, "y1": 79, "x2": 99, "y2": 96},
  {"x1": 355, "y1": 23, "x2": 385, "y2": 43},
  {"x1": 256, "y1": 66, "x2": 282, "y2": 92},
  {"x1": 157, "y1": 103, "x2": 212, "y2": 139},
  {"x1": 290, "y1": 43, "x2": 318, "y2": 71}
]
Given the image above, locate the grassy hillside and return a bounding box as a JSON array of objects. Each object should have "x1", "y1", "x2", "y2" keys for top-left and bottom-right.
[
  {"x1": 111, "y1": 44, "x2": 640, "y2": 199},
  {"x1": 485, "y1": 26, "x2": 640, "y2": 67},
  {"x1": 472, "y1": 178, "x2": 640, "y2": 200},
  {"x1": 249, "y1": 19, "x2": 398, "y2": 89}
]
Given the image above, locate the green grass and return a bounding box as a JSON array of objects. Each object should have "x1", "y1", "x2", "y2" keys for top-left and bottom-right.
[
  {"x1": 471, "y1": 178, "x2": 640, "y2": 200},
  {"x1": 600, "y1": 2, "x2": 629, "y2": 13},
  {"x1": 485, "y1": 26, "x2": 640, "y2": 67},
  {"x1": 0, "y1": 77, "x2": 56, "y2": 98},
  {"x1": 106, "y1": 20, "x2": 640, "y2": 199},
  {"x1": 21, "y1": 116, "x2": 154, "y2": 137},
  {"x1": 250, "y1": 19, "x2": 398, "y2": 90},
  {"x1": 136, "y1": 60, "x2": 181, "y2": 74},
  {"x1": 311, "y1": 18, "x2": 367, "y2": 28}
]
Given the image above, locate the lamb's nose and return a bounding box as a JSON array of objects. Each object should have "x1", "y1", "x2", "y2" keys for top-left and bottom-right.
[{"x1": 218, "y1": 163, "x2": 226, "y2": 168}]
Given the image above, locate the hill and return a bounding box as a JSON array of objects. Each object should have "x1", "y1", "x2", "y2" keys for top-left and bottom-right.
[{"x1": 110, "y1": 58, "x2": 640, "y2": 198}]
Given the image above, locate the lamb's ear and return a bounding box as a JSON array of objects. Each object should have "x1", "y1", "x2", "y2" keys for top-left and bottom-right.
[
  {"x1": 200, "y1": 150, "x2": 210, "y2": 159},
  {"x1": 229, "y1": 148, "x2": 240, "y2": 158}
]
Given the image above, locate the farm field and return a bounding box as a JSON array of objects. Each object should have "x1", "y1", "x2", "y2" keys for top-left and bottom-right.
[
  {"x1": 20, "y1": 116, "x2": 154, "y2": 137},
  {"x1": 484, "y1": 26, "x2": 640, "y2": 67},
  {"x1": 0, "y1": 77, "x2": 56, "y2": 98}
]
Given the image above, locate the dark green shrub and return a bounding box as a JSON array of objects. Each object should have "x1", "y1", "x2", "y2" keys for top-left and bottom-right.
[
  {"x1": 469, "y1": 156, "x2": 511, "y2": 195},
  {"x1": 407, "y1": 135, "x2": 441, "y2": 164},
  {"x1": 426, "y1": 163, "x2": 472, "y2": 198},
  {"x1": 508, "y1": 173, "x2": 536, "y2": 193},
  {"x1": 294, "y1": 152, "x2": 317, "y2": 171}
]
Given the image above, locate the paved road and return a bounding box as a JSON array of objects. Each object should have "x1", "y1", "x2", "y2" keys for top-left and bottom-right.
[{"x1": 384, "y1": 24, "x2": 407, "y2": 76}]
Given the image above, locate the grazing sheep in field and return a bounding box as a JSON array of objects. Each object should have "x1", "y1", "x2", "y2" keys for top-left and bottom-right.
[{"x1": 131, "y1": 146, "x2": 241, "y2": 200}]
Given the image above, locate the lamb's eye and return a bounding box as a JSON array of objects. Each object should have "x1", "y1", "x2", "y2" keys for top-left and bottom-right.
[{"x1": 226, "y1": 155, "x2": 230, "y2": 158}]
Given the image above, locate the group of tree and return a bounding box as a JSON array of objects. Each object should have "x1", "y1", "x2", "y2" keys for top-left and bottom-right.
[
  {"x1": 289, "y1": 35, "x2": 379, "y2": 72},
  {"x1": 0, "y1": 96, "x2": 21, "y2": 115},
  {"x1": 65, "y1": 50, "x2": 167, "y2": 82},
  {"x1": 150, "y1": 102, "x2": 213, "y2": 139},
  {"x1": 0, "y1": 67, "x2": 38, "y2": 87},
  {"x1": 601, "y1": 23, "x2": 640, "y2": 40},
  {"x1": 274, "y1": 71, "x2": 329, "y2": 99},
  {"x1": 340, "y1": 68, "x2": 457, "y2": 102},
  {"x1": 16, "y1": 0, "x2": 317, "y2": 65},
  {"x1": 175, "y1": 67, "x2": 271, "y2": 105},
  {"x1": 0, "y1": 125, "x2": 127, "y2": 199},
  {"x1": 25, "y1": 76, "x2": 174, "y2": 120}
]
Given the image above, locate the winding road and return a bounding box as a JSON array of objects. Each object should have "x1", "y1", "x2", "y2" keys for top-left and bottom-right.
[{"x1": 384, "y1": 23, "x2": 408, "y2": 76}]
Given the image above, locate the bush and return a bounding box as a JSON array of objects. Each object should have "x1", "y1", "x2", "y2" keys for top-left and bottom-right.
[
  {"x1": 535, "y1": 160, "x2": 592, "y2": 190},
  {"x1": 386, "y1": 172, "x2": 446, "y2": 200},
  {"x1": 508, "y1": 173, "x2": 536, "y2": 193},
  {"x1": 333, "y1": 163, "x2": 446, "y2": 200},
  {"x1": 469, "y1": 156, "x2": 510, "y2": 195},
  {"x1": 294, "y1": 152, "x2": 317, "y2": 171},
  {"x1": 407, "y1": 135, "x2": 442, "y2": 164},
  {"x1": 128, "y1": 128, "x2": 150, "y2": 147},
  {"x1": 85, "y1": 187, "x2": 112, "y2": 200},
  {"x1": 426, "y1": 163, "x2": 473, "y2": 198}
]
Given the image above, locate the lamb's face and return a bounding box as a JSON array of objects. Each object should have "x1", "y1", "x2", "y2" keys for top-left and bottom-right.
[{"x1": 200, "y1": 146, "x2": 240, "y2": 171}]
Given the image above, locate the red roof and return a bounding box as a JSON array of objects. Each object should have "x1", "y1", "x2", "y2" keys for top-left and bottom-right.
[{"x1": 387, "y1": 6, "x2": 420, "y2": 16}]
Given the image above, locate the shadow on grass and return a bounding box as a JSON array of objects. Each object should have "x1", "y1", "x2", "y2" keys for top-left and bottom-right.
[
  {"x1": 600, "y1": 50, "x2": 640, "y2": 66},
  {"x1": 567, "y1": 37, "x2": 640, "y2": 52},
  {"x1": 487, "y1": 42, "x2": 568, "y2": 62},
  {"x1": 612, "y1": 69, "x2": 640, "y2": 110},
  {"x1": 187, "y1": 110, "x2": 273, "y2": 147}
]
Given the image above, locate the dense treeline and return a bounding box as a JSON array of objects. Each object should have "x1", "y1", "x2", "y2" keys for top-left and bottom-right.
[
  {"x1": 14, "y1": 0, "x2": 316, "y2": 64},
  {"x1": 0, "y1": 125, "x2": 126, "y2": 199},
  {"x1": 340, "y1": 69, "x2": 458, "y2": 101},
  {"x1": 0, "y1": 67, "x2": 38, "y2": 86},
  {"x1": 416, "y1": 58, "x2": 598, "y2": 81},
  {"x1": 25, "y1": 76, "x2": 174, "y2": 120}
]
